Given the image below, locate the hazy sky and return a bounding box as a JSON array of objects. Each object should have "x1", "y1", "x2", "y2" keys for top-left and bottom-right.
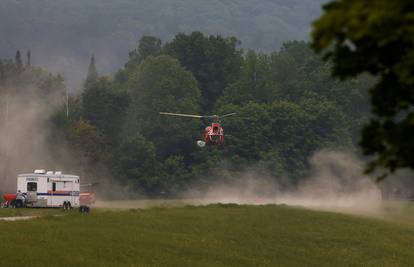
[{"x1": 0, "y1": 0, "x2": 325, "y2": 90}]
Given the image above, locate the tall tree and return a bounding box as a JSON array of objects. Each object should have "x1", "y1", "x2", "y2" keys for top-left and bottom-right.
[
  {"x1": 82, "y1": 77, "x2": 129, "y2": 145},
  {"x1": 128, "y1": 36, "x2": 162, "y2": 66},
  {"x1": 165, "y1": 32, "x2": 243, "y2": 111},
  {"x1": 85, "y1": 55, "x2": 98, "y2": 85},
  {"x1": 27, "y1": 50, "x2": 31, "y2": 66},
  {"x1": 70, "y1": 119, "x2": 111, "y2": 164},
  {"x1": 15, "y1": 50, "x2": 23, "y2": 70},
  {"x1": 124, "y1": 55, "x2": 201, "y2": 158},
  {"x1": 311, "y1": 0, "x2": 414, "y2": 178},
  {"x1": 218, "y1": 50, "x2": 273, "y2": 105},
  {"x1": 0, "y1": 60, "x2": 4, "y2": 85},
  {"x1": 114, "y1": 134, "x2": 158, "y2": 193}
]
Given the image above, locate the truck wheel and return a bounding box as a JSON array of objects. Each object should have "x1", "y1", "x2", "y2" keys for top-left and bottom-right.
[
  {"x1": 79, "y1": 205, "x2": 90, "y2": 213},
  {"x1": 67, "y1": 202, "x2": 72, "y2": 210},
  {"x1": 15, "y1": 199, "x2": 23, "y2": 209},
  {"x1": 63, "y1": 201, "x2": 68, "y2": 210}
]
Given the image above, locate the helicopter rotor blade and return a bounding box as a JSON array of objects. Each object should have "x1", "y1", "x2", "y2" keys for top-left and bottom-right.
[
  {"x1": 160, "y1": 112, "x2": 237, "y2": 119},
  {"x1": 159, "y1": 112, "x2": 204, "y2": 118},
  {"x1": 219, "y1": 113, "x2": 237, "y2": 118}
]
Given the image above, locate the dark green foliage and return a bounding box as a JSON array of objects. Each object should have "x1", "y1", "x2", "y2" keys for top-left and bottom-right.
[
  {"x1": 70, "y1": 119, "x2": 110, "y2": 164},
  {"x1": 311, "y1": 0, "x2": 414, "y2": 177},
  {"x1": 216, "y1": 98, "x2": 350, "y2": 180},
  {"x1": 27, "y1": 50, "x2": 31, "y2": 66},
  {"x1": 123, "y1": 55, "x2": 201, "y2": 158},
  {"x1": 218, "y1": 50, "x2": 273, "y2": 106},
  {"x1": 165, "y1": 32, "x2": 243, "y2": 111},
  {"x1": 0, "y1": 61, "x2": 4, "y2": 86},
  {"x1": 127, "y1": 36, "x2": 162, "y2": 67},
  {"x1": 50, "y1": 94, "x2": 82, "y2": 141},
  {"x1": 48, "y1": 32, "x2": 372, "y2": 195},
  {"x1": 82, "y1": 77, "x2": 129, "y2": 145},
  {"x1": 115, "y1": 134, "x2": 158, "y2": 191},
  {"x1": 15, "y1": 50, "x2": 22, "y2": 70},
  {"x1": 85, "y1": 55, "x2": 98, "y2": 85}
]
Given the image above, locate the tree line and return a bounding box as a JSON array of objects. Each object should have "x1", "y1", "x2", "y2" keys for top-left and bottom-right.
[
  {"x1": 2, "y1": 1, "x2": 413, "y2": 197},
  {"x1": 48, "y1": 32, "x2": 372, "y2": 196}
]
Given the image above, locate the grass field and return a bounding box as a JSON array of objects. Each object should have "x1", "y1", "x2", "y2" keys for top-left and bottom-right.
[{"x1": 0, "y1": 203, "x2": 414, "y2": 267}]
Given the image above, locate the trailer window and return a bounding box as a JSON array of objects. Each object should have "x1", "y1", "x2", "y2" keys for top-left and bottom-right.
[
  {"x1": 27, "y1": 182, "x2": 37, "y2": 192},
  {"x1": 52, "y1": 182, "x2": 56, "y2": 192}
]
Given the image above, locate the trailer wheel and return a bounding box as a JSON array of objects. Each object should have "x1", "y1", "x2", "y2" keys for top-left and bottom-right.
[{"x1": 15, "y1": 199, "x2": 23, "y2": 209}]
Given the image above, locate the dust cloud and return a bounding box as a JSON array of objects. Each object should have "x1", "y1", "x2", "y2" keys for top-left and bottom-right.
[
  {"x1": 0, "y1": 85, "x2": 134, "y2": 199},
  {"x1": 0, "y1": 84, "x2": 80, "y2": 193},
  {"x1": 274, "y1": 151, "x2": 383, "y2": 213},
  {"x1": 1, "y1": 87, "x2": 55, "y2": 190},
  {"x1": 184, "y1": 150, "x2": 387, "y2": 215}
]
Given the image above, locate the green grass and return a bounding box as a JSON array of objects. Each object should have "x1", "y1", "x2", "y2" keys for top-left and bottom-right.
[
  {"x1": 0, "y1": 207, "x2": 63, "y2": 218},
  {"x1": 0, "y1": 204, "x2": 414, "y2": 267}
]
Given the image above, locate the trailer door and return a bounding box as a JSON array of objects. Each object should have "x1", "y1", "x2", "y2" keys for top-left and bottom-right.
[
  {"x1": 50, "y1": 182, "x2": 56, "y2": 206},
  {"x1": 26, "y1": 181, "x2": 38, "y2": 205},
  {"x1": 70, "y1": 181, "x2": 74, "y2": 205}
]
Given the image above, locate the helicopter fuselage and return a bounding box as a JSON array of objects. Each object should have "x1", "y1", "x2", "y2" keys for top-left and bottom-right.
[
  {"x1": 159, "y1": 111, "x2": 235, "y2": 147},
  {"x1": 203, "y1": 122, "x2": 224, "y2": 145}
]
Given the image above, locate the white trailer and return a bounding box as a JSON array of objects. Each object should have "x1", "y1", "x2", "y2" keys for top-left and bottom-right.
[{"x1": 16, "y1": 170, "x2": 80, "y2": 208}]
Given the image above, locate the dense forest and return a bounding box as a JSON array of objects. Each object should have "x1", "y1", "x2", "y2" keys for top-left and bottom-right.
[
  {"x1": 0, "y1": 0, "x2": 325, "y2": 89},
  {"x1": 23, "y1": 32, "x2": 370, "y2": 197},
  {"x1": 0, "y1": 1, "x2": 410, "y2": 198}
]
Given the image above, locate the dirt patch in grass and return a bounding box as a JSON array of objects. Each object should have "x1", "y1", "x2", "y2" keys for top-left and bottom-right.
[{"x1": 0, "y1": 215, "x2": 38, "y2": 221}]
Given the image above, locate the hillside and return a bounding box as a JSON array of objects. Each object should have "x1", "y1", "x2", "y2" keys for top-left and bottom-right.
[{"x1": 0, "y1": 0, "x2": 325, "y2": 89}]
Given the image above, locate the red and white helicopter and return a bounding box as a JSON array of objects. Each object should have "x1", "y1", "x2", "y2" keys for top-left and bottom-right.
[{"x1": 159, "y1": 112, "x2": 236, "y2": 147}]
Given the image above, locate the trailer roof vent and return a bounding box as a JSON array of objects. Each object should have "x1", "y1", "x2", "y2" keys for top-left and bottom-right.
[
  {"x1": 34, "y1": 169, "x2": 46, "y2": 174},
  {"x1": 55, "y1": 171, "x2": 62, "y2": 175},
  {"x1": 46, "y1": 171, "x2": 53, "y2": 175}
]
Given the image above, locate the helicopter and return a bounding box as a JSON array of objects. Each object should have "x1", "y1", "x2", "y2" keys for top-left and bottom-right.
[{"x1": 159, "y1": 112, "x2": 236, "y2": 147}]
